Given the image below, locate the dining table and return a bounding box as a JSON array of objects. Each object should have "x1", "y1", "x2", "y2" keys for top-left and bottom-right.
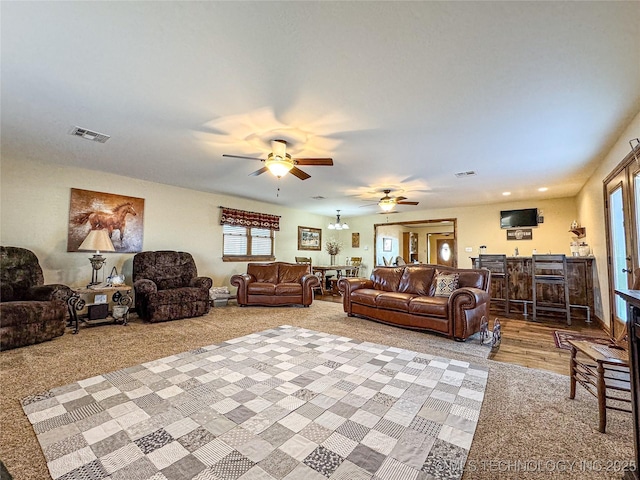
[{"x1": 311, "y1": 264, "x2": 359, "y2": 295}]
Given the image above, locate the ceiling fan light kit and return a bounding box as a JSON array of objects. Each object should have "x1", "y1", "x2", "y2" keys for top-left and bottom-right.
[
  {"x1": 265, "y1": 152, "x2": 294, "y2": 178},
  {"x1": 223, "y1": 138, "x2": 333, "y2": 181},
  {"x1": 328, "y1": 210, "x2": 349, "y2": 230}
]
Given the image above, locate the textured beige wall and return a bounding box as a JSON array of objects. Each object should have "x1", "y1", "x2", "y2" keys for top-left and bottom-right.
[
  {"x1": 0, "y1": 157, "x2": 330, "y2": 288},
  {"x1": 575, "y1": 111, "x2": 640, "y2": 328}
]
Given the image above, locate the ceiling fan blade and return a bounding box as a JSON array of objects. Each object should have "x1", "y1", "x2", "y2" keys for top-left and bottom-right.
[
  {"x1": 248, "y1": 167, "x2": 269, "y2": 177},
  {"x1": 395, "y1": 196, "x2": 408, "y2": 201},
  {"x1": 223, "y1": 154, "x2": 264, "y2": 161},
  {"x1": 378, "y1": 211, "x2": 399, "y2": 214},
  {"x1": 397, "y1": 201, "x2": 419, "y2": 205},
  {"x1": 293, "y1": 158, "x2": 334, "y2": 166},
  {"x1": 290, "y1": 167, "x2": 311, "y2": 180},
  {"x1": 359, "y1": 203, "x2": 379, "y2": 208}
]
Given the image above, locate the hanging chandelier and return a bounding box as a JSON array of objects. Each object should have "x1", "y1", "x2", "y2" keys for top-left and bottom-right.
[{"x1": 328, "y1": 210, "x2": 349, "y2": 230}]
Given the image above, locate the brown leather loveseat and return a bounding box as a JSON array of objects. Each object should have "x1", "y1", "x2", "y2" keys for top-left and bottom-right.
[
  {"x1": 231, "y1": 262, "x2": 320, "y2": 307},
  {"x1": 339, "y1": 264, "x2": 491, "y2": 341}
]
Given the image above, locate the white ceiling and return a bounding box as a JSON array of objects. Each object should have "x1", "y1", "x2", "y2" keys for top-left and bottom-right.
[{"x1": 2, "y1": 1, "x2": 639, "y2": 217}]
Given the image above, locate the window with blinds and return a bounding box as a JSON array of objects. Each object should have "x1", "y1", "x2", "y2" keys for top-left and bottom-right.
[{"x1": 223, "y1": 224, "x2": 275, "y2": 261}]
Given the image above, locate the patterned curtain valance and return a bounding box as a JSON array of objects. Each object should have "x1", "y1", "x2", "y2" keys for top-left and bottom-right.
[{"x1": 220, "y1": 207, "x2": 281, "y2": 231}]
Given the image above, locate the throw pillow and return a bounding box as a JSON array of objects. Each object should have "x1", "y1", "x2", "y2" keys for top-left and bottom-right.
[{"x1": 433, "y1": 272, "x2": 459, "y2": 297}]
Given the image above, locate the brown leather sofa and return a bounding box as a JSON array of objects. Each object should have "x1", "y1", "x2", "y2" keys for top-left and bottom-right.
[
  {"x1": 231, "y1": 262, "x2": 320, "y2": 307},
  {"x1": 1, "y1": 246, "x2": 73, "y2": 350},
  {"x1": 339, "y1": 264, "x2": 491, "y2": 341}
]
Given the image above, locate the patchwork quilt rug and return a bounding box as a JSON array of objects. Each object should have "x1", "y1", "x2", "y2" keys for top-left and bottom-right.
[{"x1": 22, "y1": 326, "x2": 488, "y2": 480}]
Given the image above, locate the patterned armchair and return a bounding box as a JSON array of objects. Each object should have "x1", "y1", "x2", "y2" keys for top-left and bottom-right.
[
  {"x1": 133, "y1": 250, "x2": 212, "y2": 323},
  {"x1": 0, "y1": 246, "x2": 72, "y2": 350}
]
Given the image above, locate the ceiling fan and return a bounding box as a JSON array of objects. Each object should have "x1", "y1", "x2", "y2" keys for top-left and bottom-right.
[
  {"x1": 223, "y1": 140, "x2": 333, "y2": 180},
  {"x1": 361, "y1": 189, "x2": 420, "y2": 212}
]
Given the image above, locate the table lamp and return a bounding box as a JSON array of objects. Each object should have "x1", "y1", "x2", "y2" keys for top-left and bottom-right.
[{"x1": 78, "y1": 229, "x2": 115, "y2": 287}]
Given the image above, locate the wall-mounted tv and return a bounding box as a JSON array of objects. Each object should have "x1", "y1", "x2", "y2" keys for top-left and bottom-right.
[{"x1": 500, "y1": 208, "x2": 539, "y2": 229}]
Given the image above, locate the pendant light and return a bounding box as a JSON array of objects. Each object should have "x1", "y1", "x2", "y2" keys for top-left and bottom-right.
[{"x1": 328, "y1": 210, "x2": 349, "y2": 230}]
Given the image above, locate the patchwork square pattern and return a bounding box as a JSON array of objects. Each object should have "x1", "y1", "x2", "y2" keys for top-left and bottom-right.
[{"x1": 22, "y1": 326, "x2": 487, "y2": 480}]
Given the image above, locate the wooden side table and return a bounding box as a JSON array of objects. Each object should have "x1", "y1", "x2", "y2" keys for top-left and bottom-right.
[
  {"x1": 68, "y1": 286, "x2": 133, "y2": 334},
  {"x1": 568, "y1": 339, "x2": 631, "y2": 433}
]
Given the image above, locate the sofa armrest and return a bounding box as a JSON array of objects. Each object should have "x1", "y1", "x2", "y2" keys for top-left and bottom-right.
[
  {"x1": 339, "y1": 277, "x2": 373, "y2": 313},
  {"x1": 191, "y1": 276, "x2": 213, "y2": 290},
  {"x1": 300, "y1": 274, "x2": 320, "y2": 305},
  {"x1": 29, "y1": 284, "x2": 73, "y2": 302},
  {"x1": 134, "y1": 279, "x2": 158, "y2": 296},
  {"x1": 449, "y1": 287, "x2": 490, "y2": 340},
  {"x1": 230, "y1": 274, "x2": 253, "y2": 305}
]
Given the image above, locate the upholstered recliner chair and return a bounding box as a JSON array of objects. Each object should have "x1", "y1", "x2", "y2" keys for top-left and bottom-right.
[
  {"x1": 0, "y1": 246, "x2": 73, "y2": 350},
  {"x1": 133, "y1": 250, "x2": 212, "y2": 323}
]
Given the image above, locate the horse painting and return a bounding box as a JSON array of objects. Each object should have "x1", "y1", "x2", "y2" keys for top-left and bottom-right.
[{"x1": 73, "y1": 202, "x2": 137, "y2": 243}]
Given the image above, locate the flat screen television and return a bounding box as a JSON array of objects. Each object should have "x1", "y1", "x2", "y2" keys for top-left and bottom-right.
[{"x1": 500, "y1": 208, "x2": 538, "y2": 229}]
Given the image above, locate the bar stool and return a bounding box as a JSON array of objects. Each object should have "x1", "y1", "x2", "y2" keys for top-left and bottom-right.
[
  {"x1": 479, "y1": 254, "x2": 510, "y2": 315},
  {"x1": 532, "y1": 254, "x2": 571, "y2": 325}
]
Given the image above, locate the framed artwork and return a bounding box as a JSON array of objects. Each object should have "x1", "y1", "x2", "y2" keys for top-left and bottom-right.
[
  {"x1": 68, "y1": 188, "x2": 145, "y2": 253},
  {"x1": 352, "y1": 232, "x2": 360, "y2": 248},
  {"x1": 298, "y1": 226, "x2": 322, "y2": 251},
  {"x1": 383, "y1": 237, "x2": 393, "y2": 252}
]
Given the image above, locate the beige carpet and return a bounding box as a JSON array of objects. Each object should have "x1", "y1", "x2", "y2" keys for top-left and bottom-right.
[{"x1": 0, "y1": 301, "x2": 634, "y2": 480}]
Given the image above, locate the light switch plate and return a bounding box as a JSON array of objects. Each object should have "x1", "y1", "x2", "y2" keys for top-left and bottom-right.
[{"x1": 465, "y1": 247, "x2": 473, "y2": 252}]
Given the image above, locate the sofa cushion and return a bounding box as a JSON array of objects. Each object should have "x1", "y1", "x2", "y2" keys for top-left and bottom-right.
[
  {"x1": 432, "y1": 271, "x2": 459, "y2": 297},
  {"x1": 156, "y1": 274, "x2": 191, "y2": 290},
  {"x1": 370, "y1": 267, "x2": 404, "y2": 292},
  {"x1": 351, "y1": 289, "x2": 382, "y2": 307},
  {"x1": 275, "y1": 283, "x2": 303, "y2": 295},
  {"x1": 375, "y1": 292, "x2": 416, "y2": 312},
  {"x1": 398, "y1": 266, "x2": 435, "y2": 295},
  {"x1": 458, "y1": 271, "x2": 486, "y2": 289},
  {"x1": 408, "y1": 296, "x2": 449, "y2": 317},
  {"x1": 279, "y1": 264, "x2": 309, "y2": 284},
  {"x1": 248, "y1": 264, "x2": 279, "y2": 284},
  {"x1": 248, "y1": 282, "x2": 276, "y2": 295},
  {"x1": 154, "y1": 287, "x2": 209, "y2": 304}
]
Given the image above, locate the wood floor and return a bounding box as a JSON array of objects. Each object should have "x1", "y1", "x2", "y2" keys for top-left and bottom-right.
[{"x1": 316, "y1": 294, "x2": 609, "y2": 376}]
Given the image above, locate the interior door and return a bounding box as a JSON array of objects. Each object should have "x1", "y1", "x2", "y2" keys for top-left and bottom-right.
[
  {"x1": 604, "y1": 150, "x2": 639, "y2": 341},
  {"x1": 436, "y1": 238, "x2": 454, "y2": 266}
]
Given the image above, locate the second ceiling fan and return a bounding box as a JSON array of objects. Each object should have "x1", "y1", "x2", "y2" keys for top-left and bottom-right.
[
  {"x1": 223, "y1": 140, "x2": 333, "y2": 180},
  {"x1": 361, "y1": 189, "x2": 420, "y2": 212}
]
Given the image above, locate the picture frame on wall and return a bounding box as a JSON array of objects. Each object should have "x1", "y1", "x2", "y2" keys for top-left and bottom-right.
[
  {"x1": 68, "y1": 188, "x2": 145, "y2": 253},
  {"x1": 352, "y1": 233, "x2": 360, "y2": 248},
  {"x1": 298, "y1": 226, "x2": 322, "y2": 251},
  {"x1": 383, "y1": 237, "x2": 392, "y2": 252}
]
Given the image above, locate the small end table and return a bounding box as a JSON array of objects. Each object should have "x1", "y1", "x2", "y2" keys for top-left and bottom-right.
[{"x1": 68, "y1": 286, "x2": 133, "y2": 334}]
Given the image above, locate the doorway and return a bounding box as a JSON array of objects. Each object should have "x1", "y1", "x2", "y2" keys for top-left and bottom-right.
[
  {"x1": 374, "y1": 219, "x2": 457, "y2": 267},
  {"x1": 604, "y1": 145, "x2": 640, "y2": 340}
]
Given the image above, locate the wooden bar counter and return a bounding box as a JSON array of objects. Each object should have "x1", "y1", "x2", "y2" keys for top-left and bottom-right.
[{"x1": 472, "y1": 256, "x2": 595, "y2": 322}]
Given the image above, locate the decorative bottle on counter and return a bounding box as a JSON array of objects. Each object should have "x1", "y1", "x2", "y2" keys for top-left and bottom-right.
[{"x1": 514, "y1": 247, "x2": 519, "y2": 256}]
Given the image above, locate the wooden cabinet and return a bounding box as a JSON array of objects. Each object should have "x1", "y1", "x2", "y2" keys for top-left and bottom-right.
[
  {"x1": 402, "y1": 232, "x2": 419, "y2": 263},
  {"x1": 616, "y1": 290, "x2": 640, "y2": 480},
  {"x1": 472, "y1": 256, "x2": 595, "y2": 321}
]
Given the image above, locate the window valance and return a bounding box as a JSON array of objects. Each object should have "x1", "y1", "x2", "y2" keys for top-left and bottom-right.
[{"x1": 219, "y1": 207, "x2": 281, "y2": 231}]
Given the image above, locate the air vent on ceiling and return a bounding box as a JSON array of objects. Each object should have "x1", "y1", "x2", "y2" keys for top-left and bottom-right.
[
  {"x1": 311, "y1": 196, "x2": 326, "y2": 200},
  {"x1": 454, "y1": 170, "x2": 476, "y2": 178},
  {"x1": 69, "y1": 126, "x2": 110, "y2": 143}
]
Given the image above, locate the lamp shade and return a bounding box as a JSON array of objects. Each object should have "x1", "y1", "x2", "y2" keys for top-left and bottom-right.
[{"x1": 78, "y1": 229, "x2": 115, "y2": 253}]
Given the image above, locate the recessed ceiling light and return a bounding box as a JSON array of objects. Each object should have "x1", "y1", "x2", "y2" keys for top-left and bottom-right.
[
  {"x1": 538, "y1": 187, "x2": 548, "y2": 192},
  {"x1": 502, "y1": 192, "x2": 511, "y2": 196}
]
